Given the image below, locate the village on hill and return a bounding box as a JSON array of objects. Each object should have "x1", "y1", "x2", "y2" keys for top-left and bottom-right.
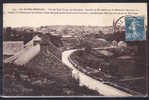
[{"x1": 3, "y1": 24, "x2": 147, "y2": 96}]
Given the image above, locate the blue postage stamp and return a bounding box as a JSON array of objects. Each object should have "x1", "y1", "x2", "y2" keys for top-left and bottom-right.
[{"x1": 125, "y1": 16, "x2": 145, "y2": 41}]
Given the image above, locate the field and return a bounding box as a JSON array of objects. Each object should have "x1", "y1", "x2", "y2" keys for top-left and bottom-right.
[{"x1": 70, "y1": 47, "x2": 147, "y2": 95}]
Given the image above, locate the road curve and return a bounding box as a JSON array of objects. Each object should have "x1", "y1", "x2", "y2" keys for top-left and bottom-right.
[{"x1": 62, "y1": 49, "x2": 132, "y2": 97}]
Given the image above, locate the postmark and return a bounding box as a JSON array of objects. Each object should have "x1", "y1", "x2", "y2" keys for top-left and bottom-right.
[{"x1": 125, "y1": 16, "x2": 145, "y2": 41}]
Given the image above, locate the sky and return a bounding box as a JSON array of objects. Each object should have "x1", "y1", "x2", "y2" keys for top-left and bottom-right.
[{"x1": 3, "y1": 3, "x2": 147, "y2": 27}]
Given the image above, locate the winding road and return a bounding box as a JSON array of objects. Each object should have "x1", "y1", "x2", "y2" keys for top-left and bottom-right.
[{"x1": 62, "y1": 49, "x2": 133, "y2": 96}]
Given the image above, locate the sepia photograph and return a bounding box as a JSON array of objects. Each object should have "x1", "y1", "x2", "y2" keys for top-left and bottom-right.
[{"x1": 2, "y1": 3, "x2": 148, "y2": 97}]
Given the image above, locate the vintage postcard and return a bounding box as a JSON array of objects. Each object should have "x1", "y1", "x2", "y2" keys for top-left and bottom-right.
[{"x1": 2, "y1": 3, "x2": 148, "y2": 97}]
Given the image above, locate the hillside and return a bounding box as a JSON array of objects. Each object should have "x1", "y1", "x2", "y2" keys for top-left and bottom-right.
[{"x1": 3, "y1": 35, "x2": 99, "y2": 96}]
